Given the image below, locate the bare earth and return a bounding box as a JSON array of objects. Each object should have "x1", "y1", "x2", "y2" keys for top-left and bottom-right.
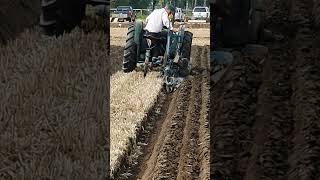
[
  {"x1": 110, "y1": 21, "x2": 211, "y2": 179},
  {"x1": 210, "y1": 0, "x2": 320, "y2": 179}
]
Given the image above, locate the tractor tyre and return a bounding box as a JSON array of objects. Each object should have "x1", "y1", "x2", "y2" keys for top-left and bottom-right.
[
  {"x1": 248, "y1": 9, "x2": 264, "y2": 42},
  {"x1": 180, "y1": 31, "x2": 193, "y2": 76},
  {"x1": 181, "y1": 31, "x2": 193, "y2": 59},
  {"x1": 40, "y1": 0, "x2": 86, "y2": 36},
  {"x1": 123, "y1": 24, "x2": 138, "y2": 73}
]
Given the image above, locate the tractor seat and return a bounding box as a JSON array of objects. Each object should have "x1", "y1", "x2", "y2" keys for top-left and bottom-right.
[{"x1": 143, "y1": 34, "x2": 164, "y2": 41}]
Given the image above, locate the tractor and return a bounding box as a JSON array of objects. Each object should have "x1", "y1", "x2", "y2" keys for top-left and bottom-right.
[
  {"x1": 122, "y1": 20, "x2": 193, "y2": 93},
  {"x1": 39, "y1": 0, "x2": 109, "y2": 36}
]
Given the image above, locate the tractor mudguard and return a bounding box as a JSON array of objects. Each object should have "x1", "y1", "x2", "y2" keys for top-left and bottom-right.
[
  {"x1": 134, "y1": 21, "x2": 143, "y2": 45},
  {"x1": 134, "y1": 21, "x2": 143, "y2": 61}
]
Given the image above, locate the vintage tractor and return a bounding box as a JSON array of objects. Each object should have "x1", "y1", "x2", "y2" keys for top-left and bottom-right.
[
  {"x1": 39, "y1": 0, "x2": 109, "y2": 36},
  {"x1": 122, "y1": 21, "x2": 193, "y2": 93}
]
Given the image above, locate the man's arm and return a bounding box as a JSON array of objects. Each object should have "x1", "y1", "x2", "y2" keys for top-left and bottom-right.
[
  {"x1": 146, "y1": 14, "x2": 150, "y2": 23},
  {"x1": 162, "y1": 12, "x2": 173, "y2": 31}
]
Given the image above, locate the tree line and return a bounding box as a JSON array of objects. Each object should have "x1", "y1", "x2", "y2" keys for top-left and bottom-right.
[{"x1": 110, "y1": 0, "x2": 209, "y2": 9}]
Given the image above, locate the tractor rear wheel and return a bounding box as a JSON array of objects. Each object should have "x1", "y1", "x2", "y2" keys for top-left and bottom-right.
[
  {"x1": 180, "y1": 31, "x2": 193, "y2": 76},
  {"x1": 123, "y1": 23, "x2": 138, "y2": 72},
  {"x1": 181, "y1": 31, "x2": 193, "y2": 59},
  {"x1": 248, "y1": 10, "x2": 264, "y2": 42},
  {"x1": 40, "y1": 0, "x2": 86, "y2": 36}
]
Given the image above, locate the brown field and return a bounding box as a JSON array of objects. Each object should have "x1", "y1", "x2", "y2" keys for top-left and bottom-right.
[
  {"x1": 210, "y1": 0, "x2": 320, "y2": 179},
  {"x1": 132, "y1": 46, "x2": 210, "y2": 180},
  {"x1": 110, "y1": 24, "x2": 210, "y2": 178},
  {"x1": 0, "y1": 28, "x2": 108, "y2": 179},
  {"x1": 110, "y1": 71, "x2": 162, "y2": 175}
]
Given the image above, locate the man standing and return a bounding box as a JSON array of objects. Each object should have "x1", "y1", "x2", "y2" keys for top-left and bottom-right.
[{"x1": 144, "y1": 4, "x2": 178, "y2": 57}]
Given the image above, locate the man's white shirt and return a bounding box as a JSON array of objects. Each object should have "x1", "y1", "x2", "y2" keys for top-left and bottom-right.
[{"x1": 145, "y1": 8, "x2": 173, "y2": 33}]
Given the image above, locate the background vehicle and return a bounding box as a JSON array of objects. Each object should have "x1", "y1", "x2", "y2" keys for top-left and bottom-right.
[
  {"x1": 192, "y1": 6, "x2": 210, "y2": 20},
  {"x1": 174, "y1": 8, "x2": 185, "y2": 22},
  {"x1": 40, "y1": 0, "x2": 109, "y2": 36},
  {"x1": 111, "y1": 6, "x2": 136, "y2": 22}
]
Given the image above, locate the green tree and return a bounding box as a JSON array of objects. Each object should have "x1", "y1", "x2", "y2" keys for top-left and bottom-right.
[
  {"x1": 111, "y1": 0, "x2": 152, "y2": 8},
  {"x1": 129, "y1": 0, "x2": 152, "y2": 8},
  {"x1": 111, "y1": 0, "x2": 129, "y2": 7}
]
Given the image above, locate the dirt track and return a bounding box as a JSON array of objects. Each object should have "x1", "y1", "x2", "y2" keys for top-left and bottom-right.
[
  {"x1": 210, "y1": 0, "x2": 320, "y2": 179},
  {"x1": 112, "y1": 46, "x2": 210, "y2": 179}
]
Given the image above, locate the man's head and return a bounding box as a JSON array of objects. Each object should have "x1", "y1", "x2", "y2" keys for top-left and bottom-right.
[{"x1": 165, "y1": 4, "x2": 175, "y2": 15}]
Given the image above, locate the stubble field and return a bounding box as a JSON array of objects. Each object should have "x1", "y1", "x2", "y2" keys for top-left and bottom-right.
[{"x1": 110, "y1": 26, "x2": 210, "y2": 179}]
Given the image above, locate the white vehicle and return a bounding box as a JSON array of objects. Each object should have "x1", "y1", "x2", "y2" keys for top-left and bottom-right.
[
  {"x1": 192, "y1": 6, "x2": 210, "y2": 20},
  {"x1": 174, "y1": 7, "x2": 185, "y2": 22}
]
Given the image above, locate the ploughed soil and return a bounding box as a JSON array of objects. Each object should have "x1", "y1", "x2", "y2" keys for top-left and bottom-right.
[
  {"x1": 111, "y1": 46, "x2": 210, "y2": 179},
  {"x1": 210, "y1": 0, "x2": 320, "y2": 179}
]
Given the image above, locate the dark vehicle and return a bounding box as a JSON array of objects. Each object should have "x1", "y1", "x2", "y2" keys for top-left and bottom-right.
[
  {"x1": 40, "y1": 0, "x2": 109, "y2": 36},
  {"x1": 111, "y1": 6, "x2": 136, "y2": 22}
]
